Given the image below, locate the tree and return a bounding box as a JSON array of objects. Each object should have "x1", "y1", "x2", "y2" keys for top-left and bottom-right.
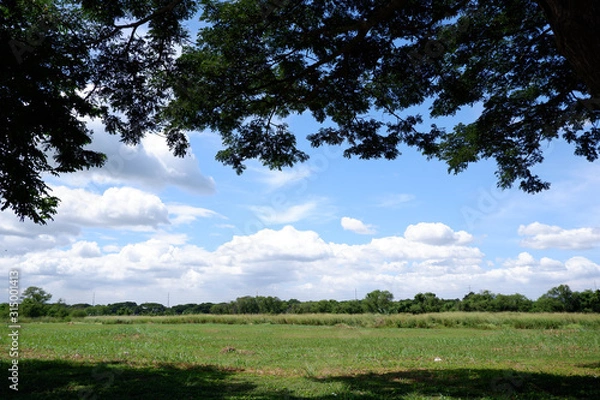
[
  {"x1": 337, "y1": 299, "x2": 364, "y2": 314},
  {"x1": 165, "y1": 0, "x2": 600, "y2": 195},
  {"x1": 138, "y1": 302, "x2": 167, "y2": 315},
  {"x1": 22, "y1": 286, "x2": 52, "y2": 304},
  {"x1": 233, "y1": 296, "x2": 260, "y2": 314},
  {"x1": 534, "y1": 284, "x2": 577, "y2": 312},
  {"x1": 256, "y1": 296, "x2": 286, "y2": 314},
  {"x1": 410, "y1": 292, "x2": 442, "y2": 313},
  {"x1": 536, "y1": 0, "x2": 600, "y2": 97},
  {"x1": 1, "y1": 0, "x2": 196, "y2": 223},
  {"x1": 577, "y1": 289, "x2": 600, "y2": 313},
  {"x1": 363, "y1": 290, "x2": 394, "y2": 314},
  {"x1": 3, "y1": 0, "x2": 600, "y2": 224},
  {"x1": 21, "y1": 286, "x2": 52, "y2": 317},
  {"x1": 460, "y1": 290, "x2": 496, "y2": 312},
  {"x1": 47, "y1": 298, "x2": 69, "y2": 318},
  {"x1": 106, "y1": 301, "x2": 139, "y2": 315},
  {"x1": 494, "y1": 293, "x2": 533, "y2": 312}
]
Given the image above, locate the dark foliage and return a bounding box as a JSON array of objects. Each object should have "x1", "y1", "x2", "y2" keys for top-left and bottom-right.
[
  {"x1": 2, "y1": 285, "x2": 599, "y2": 319},
  {"x1": 3, "y1": 0, "x2": 600, "y2": 223},
  {"x1": 164, "y1": 0, "x2": 600, "y2": 194}
]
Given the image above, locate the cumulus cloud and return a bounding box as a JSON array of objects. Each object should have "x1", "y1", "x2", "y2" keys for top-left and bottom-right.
[
  {"x1": 518, "y1": 222, "x2": 600, "y2": 250},
  {"x1": 5, "y1": 223, "x2": 598, "y2": 305},
  {"x1": 341, "y1": 217, "x2": 376, "y2": 235},
  {"x1": 54, "y1": 186, "x2": 169, "y2": 229},
  {"x1": 499, "y1": 252, "x2": 600, "y2": 286},
  {"x1": 0, "y1": 211, "x2": 80, "y2": 255},
  {"x1": 0, "y1": 186, "x2": 221, "y2": 255},
  {"x1": 218, "y1": 226, "x2": 331, "y2": 263},
  {"x1": 61, "y1": 124, "x2": 215, "y2": 195},
  {"x1": 404, "y1": 222, "x2": 473, "y2": 245},
  {"x1": 3, "y1": 224, "x2": 485, "y2": 303}
]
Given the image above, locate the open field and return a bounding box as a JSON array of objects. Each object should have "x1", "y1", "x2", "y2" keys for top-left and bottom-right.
[{"x1": 1, "y1": 313, "x2": 599, "y2": 399}]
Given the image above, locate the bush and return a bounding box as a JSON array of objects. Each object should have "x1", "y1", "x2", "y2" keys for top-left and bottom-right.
[{"x1": 70, "y1": 309, "x2": 87, "y2": 318}]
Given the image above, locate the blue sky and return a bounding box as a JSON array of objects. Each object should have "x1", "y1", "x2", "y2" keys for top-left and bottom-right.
[
  {"x1": 2, "y1": 104, "x2": 599, "y2": 306},
  {"x1": 1, "y1": 13, "x2": 599, "y2": 306}
]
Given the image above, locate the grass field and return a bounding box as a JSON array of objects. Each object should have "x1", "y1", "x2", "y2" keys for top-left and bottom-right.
[{"x1": 1, "y1": 313, "x2": 599, "y2": 399}]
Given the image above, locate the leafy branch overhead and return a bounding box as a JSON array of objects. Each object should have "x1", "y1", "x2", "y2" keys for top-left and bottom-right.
[
  {"x1": 164, "y1": 0, "x2": 600, "y2": 194},
  {"x1": 2, "y1": 0, "x2": 600, "y2": 223},
  {"x1": 1, "y1": 0, "x2": 196, "y2": 223}
]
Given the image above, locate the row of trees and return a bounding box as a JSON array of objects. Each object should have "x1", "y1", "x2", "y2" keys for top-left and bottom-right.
[{"x1": 3, "y1": 285, "x2": 600, "y2": 319}]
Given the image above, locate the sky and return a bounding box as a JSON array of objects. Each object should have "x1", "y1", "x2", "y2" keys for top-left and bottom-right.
[
  {"x1": 2, "y1": 13, "x2": 600, "y2": 306},
  {"x1": 2, "y1": 104, "x2": 599, "y2": 307}
]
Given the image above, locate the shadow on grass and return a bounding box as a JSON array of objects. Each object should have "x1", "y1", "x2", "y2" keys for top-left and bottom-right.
[
  {"x1": 2, "y1": 359, "x2": 252, "y2": 399},
  {"x1": 3, "y1": 359, "x2": 599, "y2": 399},
  {"x1": 312, "y1": 368, "x2": 600, "y2": 399}
]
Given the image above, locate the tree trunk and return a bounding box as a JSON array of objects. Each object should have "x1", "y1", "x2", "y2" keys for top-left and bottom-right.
[{"x1": 536, "y1": 0, "x2": 600, "y2": 97}]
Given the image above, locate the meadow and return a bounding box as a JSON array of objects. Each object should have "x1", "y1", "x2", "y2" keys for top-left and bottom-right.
[{"x1": 1, "y1": 313, "x2": 599, "y2": 399}]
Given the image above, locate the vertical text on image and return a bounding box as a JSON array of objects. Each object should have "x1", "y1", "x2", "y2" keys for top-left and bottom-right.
[{"x1": 8, "y1": 269, "x2": 20, "y2": 391}]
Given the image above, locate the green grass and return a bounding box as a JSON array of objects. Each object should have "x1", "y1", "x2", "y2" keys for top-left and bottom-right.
[
  {"x1": 81, "y1": 312, "x2": 600, "y2": 330},
  {"x1": 1, "y1": 315, "x2": 599, "y2": 399}
]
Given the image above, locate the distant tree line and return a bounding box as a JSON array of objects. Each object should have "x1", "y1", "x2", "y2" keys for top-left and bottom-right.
[{"x1": 2, "y1": 285, "x2": 599, "y2": 319}]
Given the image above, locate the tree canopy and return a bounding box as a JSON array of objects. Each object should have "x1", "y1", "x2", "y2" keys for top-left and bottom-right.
[
  {"x1": 1, "y1": 0, "x2": 196, "y2": 223},
  {"x1": 2, "y1": 0, "x2": 600, "y2": 223}
]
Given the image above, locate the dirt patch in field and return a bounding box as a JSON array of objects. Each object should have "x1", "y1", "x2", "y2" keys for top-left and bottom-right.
[{"x1": 219, "y1": 346, "x2": 255, "y2": 355}]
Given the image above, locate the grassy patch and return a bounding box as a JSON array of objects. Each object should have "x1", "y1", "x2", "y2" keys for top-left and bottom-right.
[
  {"x1": 1, "y1": 318, "x2": 599, "y2": 399},
  {"x1": 81, "y1": 312, "x2": 600, "y2": 330}
]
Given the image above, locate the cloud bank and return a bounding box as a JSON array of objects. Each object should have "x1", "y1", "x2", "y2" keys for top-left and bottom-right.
[
  {"x1": 3, "y1": 223, "x2": 597, "y2": 305},
  {"x1": 519, "y1": 222, "x2": 600, "y2": 250}
]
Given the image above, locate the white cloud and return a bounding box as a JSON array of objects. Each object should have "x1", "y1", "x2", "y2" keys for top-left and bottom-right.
[
  {"x1": 250, "y1": 201, "x2": 321, "y2": 225},
  {"x1": 518, "y1": 222, "x2": 600, "y2": 250},
  {"x1": 3, "y1": 224, "x2": 486, "y2": 302},
  {"x1": 54, "y1": 186, "x2": 169, "y2": 229},
  {"x1": 0, "y1": 218, "x2": 77, "y2": 255},
  {"x1": 404, "y1": 222, "x2": 473, "y2": 245},
  {"x1": 71, "y1": 241, "x2": 102, "y2": 258},
  {"x1": 218, "y1": 226, "x2": 331, "y2": 263},
  {"x1": 0, "y1": 186, "x2": 217, "y2": 255},
  {"x1": 60, "y1": 123, "x2": 215, "y2": 195},
  {"x1": 5, "y1": 223, "x2": 599, "y2": 305},
  {"x1": 499, "y1": 252, "x2": 600, "y2": 286},
  {"x1": 341, "y1": 217, "x2": 376, "y2": 235},
  {"x1": 168, "y1": 204, "x2": 223, "y2": 225}
]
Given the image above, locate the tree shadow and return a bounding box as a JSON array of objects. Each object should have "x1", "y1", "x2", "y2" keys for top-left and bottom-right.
[
  {"x1": 2, "y1": 359, "x2": 254, "y2": 399},
  {"x1": 312, "y1": 368, "x2": 600, "y2": 399},
  {"x1": 3, "y1": 360, "x2": 598, "y2": 399}
]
